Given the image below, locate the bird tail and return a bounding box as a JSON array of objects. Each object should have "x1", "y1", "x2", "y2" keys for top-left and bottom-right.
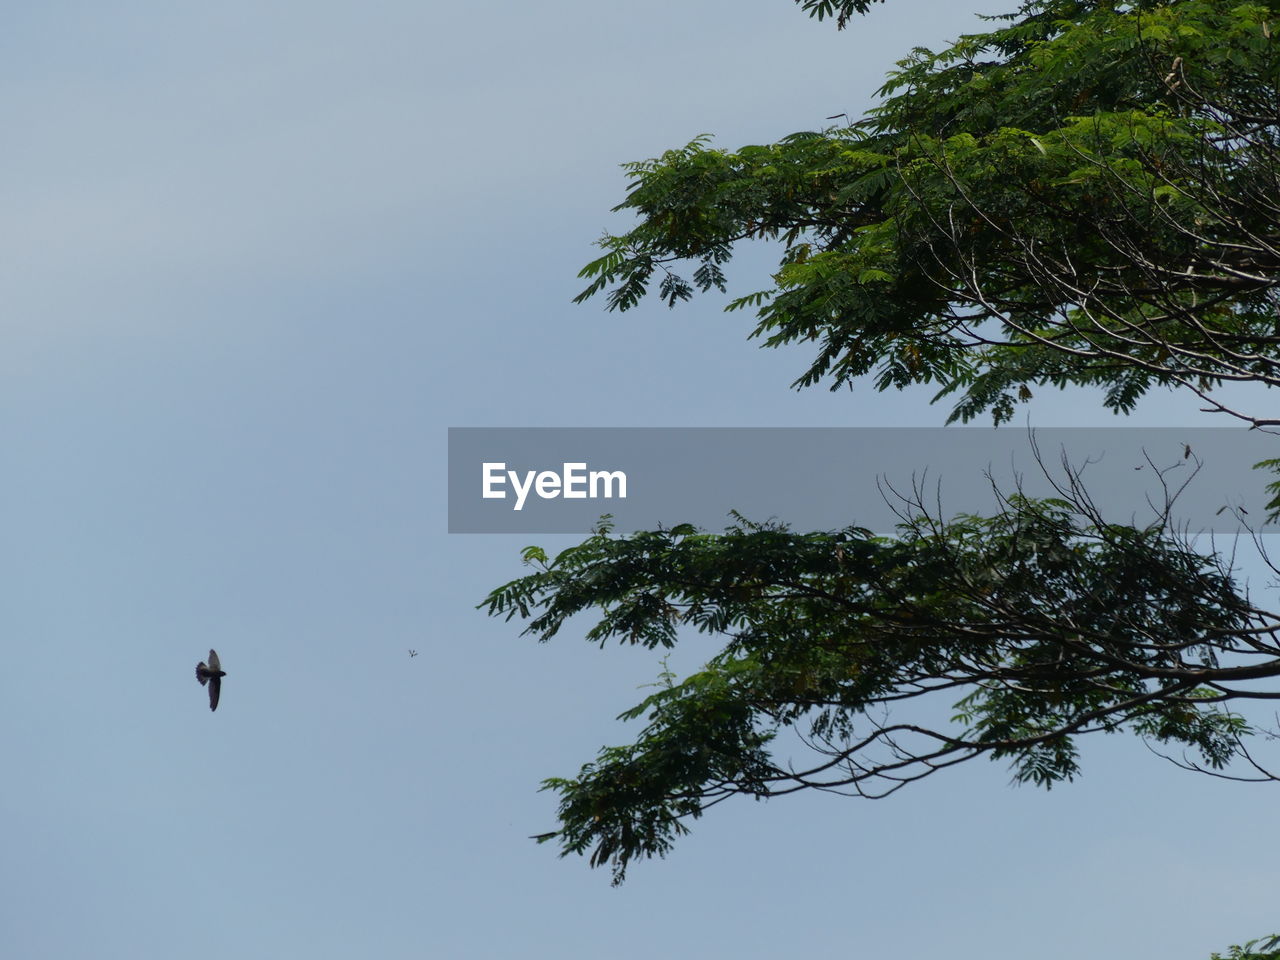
[{"x1": 196, "y1": 662, "x2": 209, "y2": 686}]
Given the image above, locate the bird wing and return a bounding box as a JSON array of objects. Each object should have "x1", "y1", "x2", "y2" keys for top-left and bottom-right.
[
  {"x1": 207, "y1": 649, "x2": 221, "y2": 671},
  {"x1": 208, "y1": 676, "x2": 221, "y2": 711}
]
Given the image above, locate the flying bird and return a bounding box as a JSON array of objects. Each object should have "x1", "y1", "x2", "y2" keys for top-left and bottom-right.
[{"x1": 196, "y1": 649, "x2": 226, "y2": 711}]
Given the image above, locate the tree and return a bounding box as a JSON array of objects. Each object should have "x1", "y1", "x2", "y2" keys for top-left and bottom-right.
[
  {"x1": 1212, "y1": 935, "x2": 1280, "y2": 960},
  {"x1": 484, "y1": 0, "x2": 1280, "y2": 915}
]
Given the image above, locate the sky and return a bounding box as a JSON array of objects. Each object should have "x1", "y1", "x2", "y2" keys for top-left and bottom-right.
[{"x1": 2, "y1": 2, "x2": 1277, "y2": 958}]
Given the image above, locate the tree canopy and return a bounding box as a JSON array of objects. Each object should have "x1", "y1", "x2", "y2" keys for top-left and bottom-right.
[
  {"x1": 577, "y1": 0, "x2": 1280, "y2": 430},
  {"x1": 484, "y1": 0, "x2": 1280, "y2": 920}
]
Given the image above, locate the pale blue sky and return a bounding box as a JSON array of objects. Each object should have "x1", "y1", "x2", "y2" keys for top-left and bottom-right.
[{"x1": 2, "y1": 3, "x2": 1276, "y2": 958}]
